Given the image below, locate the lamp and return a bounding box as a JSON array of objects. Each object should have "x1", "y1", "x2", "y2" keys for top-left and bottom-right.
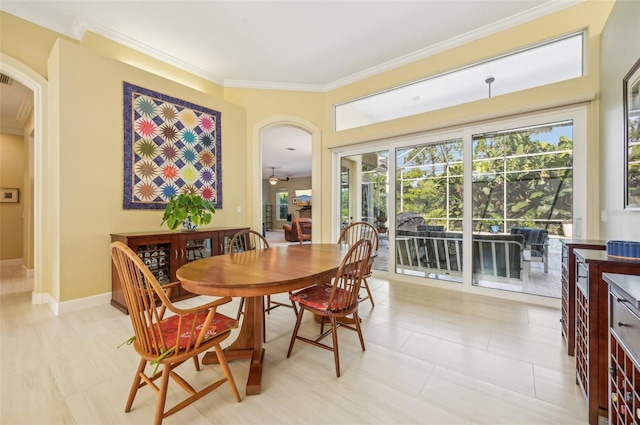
[
  {"x1": 268, "y1": 167, "x2": 289, "y2": 185},
  {"x1": 485, "y1": 76, "x2": 495, "y2": 98}
]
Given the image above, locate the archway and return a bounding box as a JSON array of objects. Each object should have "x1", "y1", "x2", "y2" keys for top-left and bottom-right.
[
  {"x1": 0, "y1": 53, "x2": 48, "y2": 303},
  {"x1": 252, "y1": 117, "x2": 321, "y2": 241}
]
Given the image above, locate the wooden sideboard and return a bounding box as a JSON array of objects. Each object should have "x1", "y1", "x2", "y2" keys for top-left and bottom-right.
[
  {"x1": 574, "y1": 249, "x2": 640, "y2": 425},
  {"x1": 560, "y1": 239, "x2": 606, "y2": 356},
  {"x1": 297, "y1": 206, "x2": 311, "y2": 218},
  {"x1": 110, "y1": 227, "x2": 248, "y2": 314},
  {"x1": 605, "y1": 273, "x2": 640, "y2": 425}
]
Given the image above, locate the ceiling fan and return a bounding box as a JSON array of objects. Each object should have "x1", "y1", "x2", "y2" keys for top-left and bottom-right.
[{"x1": 268, "y1": 167, "x2": 290, "y2": 185}]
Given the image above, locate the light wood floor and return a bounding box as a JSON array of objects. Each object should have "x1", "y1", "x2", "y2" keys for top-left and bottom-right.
[{"x1": 0, "y1": 263, "x2": 588, "y2": 424}]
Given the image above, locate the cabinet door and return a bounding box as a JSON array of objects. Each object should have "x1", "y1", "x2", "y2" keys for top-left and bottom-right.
[
  {"x1": 176, "y1": 231, "x2": 218, "y2": 298},
  {"x1": 128, "y1": 235, "x2": 174, "y2": 287},
  {"x1": 111, "y1": 234, "x2": 175, "y2": 314},
  {"x1": 217, "y1": 229, "x2": 241, "y2": 255}
]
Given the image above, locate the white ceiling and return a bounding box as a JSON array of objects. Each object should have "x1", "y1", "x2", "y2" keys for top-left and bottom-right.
[{"x1": 0, "y1": 0, "x2": 580, "y2": 178}]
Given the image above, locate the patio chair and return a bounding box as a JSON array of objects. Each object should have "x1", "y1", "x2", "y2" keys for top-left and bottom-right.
[{"x1": 510, "y1": 227, "x2": 549, "y2": 273}]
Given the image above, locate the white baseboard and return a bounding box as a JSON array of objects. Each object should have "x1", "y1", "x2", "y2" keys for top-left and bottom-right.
[
  {"x1": 23, "y1": 265, "x2": 34, "y2": 277},
  {"x1": 31, "y1": 291, "x2": 112, "y2": 316},
  {"x1": 31, "y1": 291, "x2": 51, "y2": 306}
]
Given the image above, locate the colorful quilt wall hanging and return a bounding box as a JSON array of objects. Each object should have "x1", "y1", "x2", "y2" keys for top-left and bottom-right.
[{"x1": 123, "y1": 81, "x2": 222, "y2": 210}]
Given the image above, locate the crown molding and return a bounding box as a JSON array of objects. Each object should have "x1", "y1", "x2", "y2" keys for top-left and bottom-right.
[
  {"x1": 223, "y1": 79, "x2": 324, "y2": 93},
  {"x1": 226, "y1": 0, "x2": 582, "y2": 92},
  {"x1": 322, "y1": 0, "x2": 583, "y2": 92},
  {"x1": 77, "y1": 18, "x2": 224, "y2": 86},
  {"x1": 0, "y1": 125, "x2": 24, "y2": 135},
  {"x1": 44, "y1": 0, "x2": 583, "y2": 93}
]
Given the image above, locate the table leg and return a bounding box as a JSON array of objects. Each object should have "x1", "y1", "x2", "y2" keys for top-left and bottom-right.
[{"x1": 202, "y1": 295, "x2": 265, "y2": 395}]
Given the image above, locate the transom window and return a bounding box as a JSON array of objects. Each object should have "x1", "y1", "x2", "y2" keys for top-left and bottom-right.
[{"x1": 335, "y1": 33, "x2": 584, "y2": 131}]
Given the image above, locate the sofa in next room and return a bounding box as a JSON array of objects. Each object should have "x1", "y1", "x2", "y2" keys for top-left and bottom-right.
[{"x1": 283, "y1": 218, "x2": 312, "y2": 242}]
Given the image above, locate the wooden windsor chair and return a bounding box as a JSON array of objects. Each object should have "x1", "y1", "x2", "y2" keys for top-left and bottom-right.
[
  {"x1": 287, "y1": 238, "x2": 373, "y2": 377},
  {"x1": 337, "y1": 221, "x2": 379, "y2": 306},
  {"x1": 110, "y1": 241, "x2": 241, "y2": 425},
  {"x1": 230, "y1": 229, "x2": 298, "y2": 342}
]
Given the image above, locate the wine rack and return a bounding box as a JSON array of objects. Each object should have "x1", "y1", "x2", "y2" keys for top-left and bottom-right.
[
  {"x1": 573, "y1": 250, "x2": 640, "y2": 425},
  {"x1": 560, "y1": 239, "x2": 606, "y2": 357},
  {"x1": 607, "y1": 273, "x2": 640, "y2": 425}
]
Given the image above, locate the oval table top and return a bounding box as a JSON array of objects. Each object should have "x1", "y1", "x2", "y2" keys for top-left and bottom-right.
[{"x1": 176, "y1": 243, "x2": 350, "y2": 298}]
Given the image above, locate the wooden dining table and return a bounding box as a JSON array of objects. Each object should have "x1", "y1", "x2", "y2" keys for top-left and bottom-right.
[{"x1": 176, "y1": 243, "x2": 349, "y2": 395}]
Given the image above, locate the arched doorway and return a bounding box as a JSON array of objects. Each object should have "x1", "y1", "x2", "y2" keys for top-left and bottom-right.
[
  {"x1": 0, "y1": 53, "x2": 47, "y2": 302},
  {"x1": 261, "y1": 125, "x2": 311, "y2": 240},
  {"x1": 252, "y1": 117, "x2": 321, "y2": 241}
]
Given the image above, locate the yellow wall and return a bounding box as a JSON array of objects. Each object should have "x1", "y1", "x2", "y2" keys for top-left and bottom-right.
[
  {"x1": 0, "y1": 133, "x2": 24, "y2": 260},
  {"x1": 48, "y1": 40, "x2": 247, "y2": 301},
  {"x1": 0, "y1": 12, "x2": 75, "y2": 79},
  {"x1": 80, "y1": 31, "x2": 225, "y2": 99},
  {"x1": 0, "y1": 1, "x2": 624, "y2": 306},
  {"x1": 222, "y1": 88, "x2": 325, "y2": 232}
]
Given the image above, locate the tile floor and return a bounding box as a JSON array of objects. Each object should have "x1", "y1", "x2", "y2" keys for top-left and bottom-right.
[{"x1": 0, "y1": 259, "x2": 589, "y2": 424}]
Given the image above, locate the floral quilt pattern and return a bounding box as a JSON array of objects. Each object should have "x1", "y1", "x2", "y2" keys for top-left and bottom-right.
[{"x1": 123, "y1": 82, "x2": 222, "y2": 209}]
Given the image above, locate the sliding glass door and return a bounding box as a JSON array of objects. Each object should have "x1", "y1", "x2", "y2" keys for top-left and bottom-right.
[
  {"x1": 395, "y1": 138, "x2": 464, "y2": 283},
  {"x1": 471, "y1": 121, "x2": 573, "y2": 295},
  {"x1": 334, "y1": 107, "x2": 584, "y2": 299}
]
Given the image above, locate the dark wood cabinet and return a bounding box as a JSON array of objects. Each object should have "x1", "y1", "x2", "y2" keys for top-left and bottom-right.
[
  {"x1": 110, "y1": 227, "x2": 248, "y2": 314},
  {"x1": 606, "y1": 273, "x2": 640, "y2": 425},
  {"x1": 560, "y1": 240, "x2": 606, "y2": 356},
  {"x1": 574, "y1": 249, "x2": 640, "y2": 425}
]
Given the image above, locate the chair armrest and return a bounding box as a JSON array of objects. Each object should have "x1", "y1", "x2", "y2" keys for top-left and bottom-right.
[
  {"x1": 162, "y1": 281, "x2": 182, "y2": 298},
  {"x1": 165, "y1": 295, "x2": 234, "y2": 316}
]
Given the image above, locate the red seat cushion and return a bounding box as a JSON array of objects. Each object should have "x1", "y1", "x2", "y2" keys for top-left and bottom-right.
[
  {"x1": 290, "y1": 283, "x2": 351, "y2": 311},
  {"x1": 152, "y1": 310, "x2": 238, "y2": 350}
]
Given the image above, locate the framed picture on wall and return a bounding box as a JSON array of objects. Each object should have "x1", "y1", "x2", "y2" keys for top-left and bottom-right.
[
  {"x1": 624, "y1": 58, "x2": 640, "y2": 209},
  {"x1": 0, "y1": 188, "x2": 19, "y2": 203}
]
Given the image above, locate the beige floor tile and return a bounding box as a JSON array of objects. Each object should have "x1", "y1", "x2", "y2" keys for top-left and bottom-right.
[
  {"x1": 400, "y1": 331, "x2": 537, "y2": 396},
  {"x1": 487, "y1": 331, "x2": 575, "y2": 374},
  {"x1": 419, "y1": 366, "x2": 587, "y2": 424},
  {"x1": 0, "y1": 366, "x2": 75, "y2": 424},
  {"x1": 0, "y1": 264, "x2": 589, "y2": 424},
  {"x1": 532, "y1": 364, "x2": 588, "y2": 416}
]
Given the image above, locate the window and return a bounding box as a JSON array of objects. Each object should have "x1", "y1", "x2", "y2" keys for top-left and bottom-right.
[
  {"x1": 471, "y1": 121, "x2": 573, "y2": 234},
  {"x1": 335, "y1": 33, "x2": 584, "y2": 131},
  {"x1": 276, "y1": 189, "x2": 289, "y2": 221}
]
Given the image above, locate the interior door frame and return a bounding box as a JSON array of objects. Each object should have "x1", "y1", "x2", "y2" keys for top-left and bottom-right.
[{"x1": 252, "y1": 117, "x2": 321, "y2": 241}]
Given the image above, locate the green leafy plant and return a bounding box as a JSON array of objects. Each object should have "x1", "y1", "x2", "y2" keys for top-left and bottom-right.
[{"x1": 161, "y1": 193, "x2": 216, "y2": 231}]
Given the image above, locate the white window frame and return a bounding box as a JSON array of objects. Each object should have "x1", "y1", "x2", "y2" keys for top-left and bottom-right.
[{"x1": 332, "y1": 105, "x2": 589, "y2": 306}]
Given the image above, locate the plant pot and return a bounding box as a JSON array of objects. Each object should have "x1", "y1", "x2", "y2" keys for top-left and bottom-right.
[
  {"x1": 562, "y1": 223, "x2": 572, "y2": 238},
  {"x1": 182, "y1": 216, "x2": 197, "y2": 231}
]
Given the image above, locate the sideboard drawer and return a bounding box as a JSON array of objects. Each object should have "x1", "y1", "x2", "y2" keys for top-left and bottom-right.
[{"x1": 610, "y1": 290, "x2": 640, "y2": 362}]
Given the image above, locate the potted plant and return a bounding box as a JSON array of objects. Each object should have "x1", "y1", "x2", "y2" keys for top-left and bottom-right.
[{"x1": 161, "y1": 193, "x2": 216, "y2": 231}]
